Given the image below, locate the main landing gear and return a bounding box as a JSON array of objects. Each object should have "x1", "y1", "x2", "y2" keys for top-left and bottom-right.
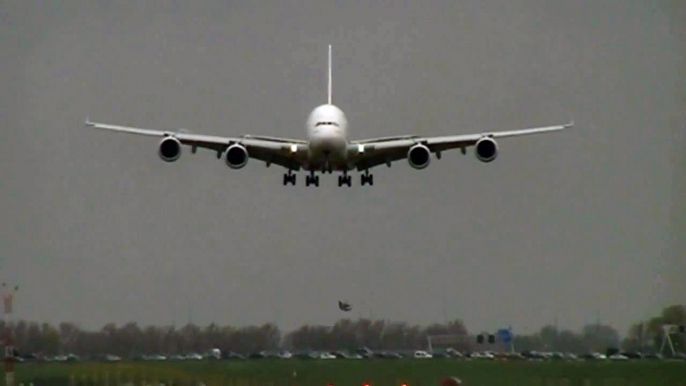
[
  {"x1": 360, "y1": 170, "x2": 374, "y2": 186},
  {"x1": 305, "y1": 170, "x2": 320, "y2": 187},
  {"x1": 282, "y1": 169, "x2": 374, "y2": 187},
  {"x1": 282, "y1": 170, "x2": 320, "y2": 187},
  {"x1": 283, "y1": 171, "x2": 296, "y2": 186},
  {"x1": 338, "y1": 171, "x2": 352, "y2": 187}
]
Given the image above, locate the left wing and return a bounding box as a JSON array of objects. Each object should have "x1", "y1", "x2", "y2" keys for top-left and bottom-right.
[
  {"x1": 349, "y1": 121, "x2": 573, "y2": 170},
  {"x1": 84, "y1": 120, "x2": 309, "y2": 170}
]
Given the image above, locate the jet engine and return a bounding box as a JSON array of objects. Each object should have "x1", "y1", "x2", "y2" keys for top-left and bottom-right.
[
  {"x1": 158, "y1": 137, "x2": 182, "y2": 162},
  {"x1": 475, "y1": 137, "x2": 499, "y2": 163},
  {"x1": 407, "y1": 144, "x2": 431, "y2": 169},
  {"x1": 225, "y1": 144, "x2": 249, "y2": 169}
]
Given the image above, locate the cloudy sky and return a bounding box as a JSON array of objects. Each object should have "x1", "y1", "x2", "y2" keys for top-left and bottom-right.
[{"x1": 0, "y1": 0, "x2": 683, "y2": 335}]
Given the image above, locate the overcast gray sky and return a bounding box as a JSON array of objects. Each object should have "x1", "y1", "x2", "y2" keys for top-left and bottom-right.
[{"x1": 0, "y1": 1, "x2": 683, "y2": 336}]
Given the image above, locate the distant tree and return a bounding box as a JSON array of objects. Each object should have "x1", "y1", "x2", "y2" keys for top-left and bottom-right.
[
  {"x1": 355, "y1": 319, "x2": 380, "y2": 349},
  {"x1": 330, "y1": 319, "x2": 358, "y2": 350},
  {"x1": 581, "y1": 324, "x2": 620, "y2": 352},
  {"x1": 12, "y1": 321, "x2": 28, "y2": 351},
  {"x1": 23, "y1": 322, "x2": 42, "y2": 354},
  {"x1": 203, "y1": 323, "x2": 221, "y2": 349},
  {"x1": 511, "y1": 334, "x2": 543, "y2": 352},
  {"x1": 556, "y1": 329, "x2": 585, "y2": 353},
  {"x1": 259, "y1": 323, "x2": 281, "y2": 350},
  {"x1": 143, "y1": 325, "x2": 164, "y2": 354},
  {"x1": 379, "y1": 321, "x2": 408, "y2": 350},
  {"x1": 621, "y1": 322, "x2": 645, "y2": 352},
  {"x1": 117, "y1": 322, "x2": 143, "y2": 356},
  {"x1": 425, "y1": 323, "x2": 450, "y2": 336},
  {"x1": 446, "y1": 319, "x2": 469, "y2": 336},
  {"x1": 538, "y1": 325, "x2": 559, "y2": 350},
  {"x1": 422, "y1": 320, "x2": 470, "y2": 352},
  {"x1": 12, "y1": 310, "x2": 685, "y2": 358},
  {"x1": 404, "y1": 324, "x2": 425, "y2": 349},
  {"x1": 58, "y1": 322, "x2": 80, "y2": 354},
  {"x1": 40, "y1": 323, "x2": 61, "y2": 355},
  {"x1": 287, "y1": 325, "x2": 331, "y2": 350},
  {"x1": 159, "y1": 325, "x2": 178, "y2": 354},
  {"x1": 178, "y1": 323, "x2": 202, "y2": 353}
]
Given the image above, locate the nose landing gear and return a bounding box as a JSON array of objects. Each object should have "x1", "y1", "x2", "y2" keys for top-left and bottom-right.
[{"x1": 321, "y1": 153, "x2": 333, "y2": 174}]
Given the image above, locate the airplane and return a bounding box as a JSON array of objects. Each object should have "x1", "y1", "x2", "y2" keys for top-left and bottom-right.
[
  {"x1": 85, "y1": 45, "x2": 573, "y2": 187},
  {"x1": 338, "y1": 301, "x2": 352, "y2": 312}
]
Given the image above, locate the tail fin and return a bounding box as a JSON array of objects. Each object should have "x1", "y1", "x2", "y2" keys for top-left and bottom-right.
[{"x1": 327, "y1": 44, "x2": 332, "y2": 105}]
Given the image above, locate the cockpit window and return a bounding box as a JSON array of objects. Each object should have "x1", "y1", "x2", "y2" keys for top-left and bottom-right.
[{"x1": 315, "y1": 121, "x2": 339, "y2": 127}]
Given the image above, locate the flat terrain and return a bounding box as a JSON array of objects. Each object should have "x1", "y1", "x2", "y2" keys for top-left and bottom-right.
[{"x1": 13, "y1": 359, "x2": 686, "y2": 386}]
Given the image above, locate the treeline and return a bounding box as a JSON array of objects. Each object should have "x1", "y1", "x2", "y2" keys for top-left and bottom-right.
[{"x1": 2, "y1": 305, "x2": 683, "y2": 357}]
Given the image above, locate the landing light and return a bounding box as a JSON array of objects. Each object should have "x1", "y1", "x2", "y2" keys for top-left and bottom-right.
[{"x1": 290, "y1": 144, "x2": 298, "y2": 153}]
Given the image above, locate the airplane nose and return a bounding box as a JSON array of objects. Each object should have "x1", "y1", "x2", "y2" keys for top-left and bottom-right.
[{"x1": 310, "y1": 126, "x2": 344, "y2": 153}]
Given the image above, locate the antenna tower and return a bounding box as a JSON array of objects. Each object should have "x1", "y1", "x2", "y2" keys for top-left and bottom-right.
[{"x1": 659, "y1": 324, "x2": 685, "y2": 356}]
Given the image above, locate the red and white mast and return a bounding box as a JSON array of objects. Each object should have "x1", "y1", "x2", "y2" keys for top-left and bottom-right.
[{"x1": 2, "y1": 283, "x2": 18, "y2": 386}]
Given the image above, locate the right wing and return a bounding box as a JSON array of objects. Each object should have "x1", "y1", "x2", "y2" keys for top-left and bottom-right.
[
  {"x1": 350, "y1": 121, "x2": 573, "y2": 170},
  {"x1": 84, "y1": 120, "x2": 309, "y2": 170}
]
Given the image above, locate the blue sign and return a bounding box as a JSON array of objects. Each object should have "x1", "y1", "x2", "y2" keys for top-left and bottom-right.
[{"x1": 497, "y1": 328, "x2": 512, "y2": 343}]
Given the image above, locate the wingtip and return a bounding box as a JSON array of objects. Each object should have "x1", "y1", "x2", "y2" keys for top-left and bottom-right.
[
  {"x1": 84, "y1": 117, "x2": 93, "y2": 127},
  {"x1": 565, "y1": 120, "x2": 574, "y2": 128}
]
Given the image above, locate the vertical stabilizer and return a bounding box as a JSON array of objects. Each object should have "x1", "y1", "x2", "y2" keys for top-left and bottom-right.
[{"x1": 328, "y1": 44, "x2": 332, "y2": 105}]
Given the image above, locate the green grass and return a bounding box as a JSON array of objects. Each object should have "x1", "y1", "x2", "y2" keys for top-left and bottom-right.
[{"x1": 10, "y1": 359, "x2": 686, "y2": 386}]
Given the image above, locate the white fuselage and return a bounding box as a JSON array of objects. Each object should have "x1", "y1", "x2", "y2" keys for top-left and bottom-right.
[{"x1": 306, "y1": 104, "x2": 349, "y2": 170}]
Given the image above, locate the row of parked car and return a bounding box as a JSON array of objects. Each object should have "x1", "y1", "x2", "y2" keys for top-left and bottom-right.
[
  {"x1": 11, "y1": 353, "x2": 122, "y2": 363},
  {"x1": 134, "y1": 347, "x2": 686, "y2": 362},
  {"x1": 500, "y1": 350, "x2": 685, "y2": 361},
  {"x1": 12, "y1": 347, "x2": 686, "y2": 363}
]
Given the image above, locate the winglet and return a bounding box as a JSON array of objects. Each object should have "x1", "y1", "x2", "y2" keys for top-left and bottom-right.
[
  {"x1": 564, "y1": 120, "x2": 574, "y2": 128},
  {"x1": 85, "y1": 117, "x2": 94, "y2": 127}
]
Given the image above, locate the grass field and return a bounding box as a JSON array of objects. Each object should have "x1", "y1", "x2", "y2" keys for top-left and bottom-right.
[{"x1": 10, "y1": 359, "x2": 686, "y2": 386}]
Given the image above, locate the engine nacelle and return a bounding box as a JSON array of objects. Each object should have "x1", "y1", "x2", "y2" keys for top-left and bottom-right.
[
  {"x1": 475, "y1": 137, "x2": 499, "y2": 163},
  {"x1": 407, "y1": 144, "x2": 431, "y2": 170},
  {"x1": 158, "y1": 137, "x2": 182, "y2": 162},
  {"x1": 225, "y1": 144, "x2": 249, "y2": 169}
]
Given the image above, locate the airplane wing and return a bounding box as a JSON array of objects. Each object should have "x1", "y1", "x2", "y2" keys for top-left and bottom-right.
[
  {"x1": 84, "y1": 120, "x2": 309, "y2": 170},
  {"x1": 349, "y1": 121, "x2": 573, "y2": 171}
]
